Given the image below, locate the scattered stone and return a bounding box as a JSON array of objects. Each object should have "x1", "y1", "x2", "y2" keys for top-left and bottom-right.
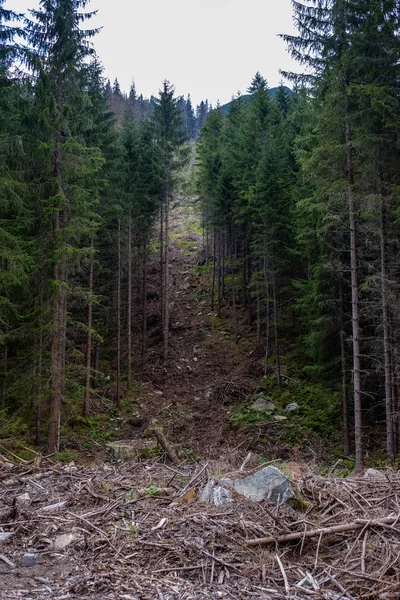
[
  {"x1": 363, "y1": 468, "x2": 387, "y2": 480},
  {"x1": 50, "y1": 531, "x2": 81, "y2": 551},
  {"x1": 220, "y1": 466, "x2": 294, "y2": 505},
  {"x1": 106, "y1": 439, "x2": 156, "y2": 461},
  {"x1": 16, "y1": 492, "x2": 31, "y2": 507},
  {"x1": 285, "y1": 403, "x2": 299, "y2": 412},
  {"x1": 251, "y1": 398, "x2": 276, "y2": 412},
  {"x1": 23, "y1": 553, "x2": 36, "y2": 567},
  {"x1": 0, "y1": 533, "x2": 13, "y2": 543},
  {"x1": 274, "y1": 415, "x2": 288, "y2": 422},
  {"x1": 198, "y1": 480, "x2": 233, "y2": 506}
]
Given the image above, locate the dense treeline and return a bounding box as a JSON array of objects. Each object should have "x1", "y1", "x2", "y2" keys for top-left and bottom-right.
[
  {"x1": 196, "y1": 0, "x2": 400, "y2": 472},
  {"x1": 107, "y1": 76, "x2": 210, "y2": 139},
  {"x1": 3, "y1": 0, "x2": 400, "y2": 470},
  {"x1": 0, "y1": 0, "x2": 185, "y2": 452}
]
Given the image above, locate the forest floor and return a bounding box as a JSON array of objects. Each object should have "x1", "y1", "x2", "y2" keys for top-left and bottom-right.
[{"x1": 1, "y1": 202, "x2": 400, "y2": 599}]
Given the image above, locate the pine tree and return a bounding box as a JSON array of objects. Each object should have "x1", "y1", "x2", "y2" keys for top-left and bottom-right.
[
  {"x1": 153, "y1": 80, "x2": 183, "y2": 362},
  {"x1": 27, "y1": 0, "x2": 101, "y2": 453}
]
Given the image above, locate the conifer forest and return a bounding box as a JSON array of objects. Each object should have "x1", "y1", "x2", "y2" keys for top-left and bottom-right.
[{"x1": 2, "y1": 2, "x2": 400, "y2": 598}]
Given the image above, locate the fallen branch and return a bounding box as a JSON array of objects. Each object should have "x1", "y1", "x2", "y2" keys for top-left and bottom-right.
[{"x1": 246, "y1": 515, "x2": 400, "y2": 546}]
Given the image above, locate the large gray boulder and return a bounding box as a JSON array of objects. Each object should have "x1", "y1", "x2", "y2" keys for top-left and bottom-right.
[{"x1": 220, "y1": 466, "x2": 294, "y2": 505}]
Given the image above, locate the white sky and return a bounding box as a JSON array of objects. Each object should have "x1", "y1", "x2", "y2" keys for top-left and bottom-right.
[{"x1": 8, "y1": 0, "x2": 298, "y2": 107}]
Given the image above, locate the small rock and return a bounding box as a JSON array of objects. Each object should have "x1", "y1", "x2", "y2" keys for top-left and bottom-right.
[
  {"x1": 0, "y1": 533, "x2": 13, "y2": 543},
  {"x1": 198, "y1": 480, "x2": 232, "y2": 506},
  {"x1": 50, "y1": 531, "x2": 81, "y2": 551},
  {"x1": 251, "y1": 399, "x2": 276, "y2": 412},
  {"x1": 285, "y1": 403, "x2": 299, "y2": 412},
  {"x1": 16, "y1": 493, "x2": 31, "y2": 506},
  {"x1": 106, "y1": 440, "x2": 155, "y2": 461},
  {"x1": 23, "y1": 553, "x2": 36, "y2": 567},
  {"x1": 274, "y1": 415, "x2": 288, "y2": 422},
  {"x1": 220, "y1": 466, "x2": 294, "y2": 505},
  {"x1": 363, "y1": 468, "x2": 387, "y2": 480}
]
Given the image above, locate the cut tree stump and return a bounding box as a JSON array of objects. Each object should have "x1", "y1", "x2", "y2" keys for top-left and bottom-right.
[{"x1": 151, "y1": 424, "x2": 181, "y2": 466}]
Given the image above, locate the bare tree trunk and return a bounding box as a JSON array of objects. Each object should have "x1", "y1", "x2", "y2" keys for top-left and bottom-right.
[
  {"x1": 142, "y1": 239, "x2": 148, "y2": 364},
  {"x1": 84, "y1": 237, "x2": 94, "y2": 417},
  {"x1": 222, "y1": 230, "x2": 226, "y2": 300},
  {"x1": 230, "y1": 227, "x2": 238, "y2": 343},
  {"x1": 205, "y1": 203, "x2": 209, "y2": 265},
  {"x1": 211, "y1": 230, "x2": 216, "y2": 312},
  {"x1": 160, "y1": 200, "x2": 164, "y2": 330},
  {"x1": 35, "y1": 293, "x2": 43, "y2": 446},
  {"x1": 92, "y1": 343, "x2": 99, "y2": 389},
  {"x1": 256, "y1": 282, "x2": 261, "y2": 347},
  {"x1": 48, "y1": 77, "x2": 64, "y2": 455},
  {"x1": 0, "y1": 347, "x2": 7, "y2": 404},
  {"x1": 345, "y1": 94, "x2": 363, "y2": 473},
  {"x1": 264, "y1": 255, "x2": 270, "y2": 376},
  {"x1": 163, "y1": 180, "x2": 170, "y2": 363},
  {"x1": 217, "y1": 231, "x2": 222, "y2": 318},
  {"x1": 340, "y1": 278, "x2": 350, "y2": 456},
  {"x1": 380, "y1": 202, "x2": 394, "y2": 466},
  {"x1": 116, "y1": 218, "x2": 122, "y2": 409},
  {"x1": 273, "y1": 269, "x2": 281, "y2": 389},
  {"x1": 127, "y1": 216, "x2": 133, "y2": 389}
]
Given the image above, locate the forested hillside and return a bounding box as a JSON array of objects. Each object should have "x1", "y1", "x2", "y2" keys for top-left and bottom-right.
[{"x1": 2, "y1": 0, "x2": 400, "y2": 476}]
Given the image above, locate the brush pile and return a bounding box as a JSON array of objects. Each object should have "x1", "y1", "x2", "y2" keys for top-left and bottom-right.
[{"x1": 0, "y1": 453, "x2": 399, "y2": 599}]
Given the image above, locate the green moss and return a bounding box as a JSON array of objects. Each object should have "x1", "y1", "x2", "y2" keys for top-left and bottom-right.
[{"x1": 56, "y1": 449, "x2": 80, "y2": 464}]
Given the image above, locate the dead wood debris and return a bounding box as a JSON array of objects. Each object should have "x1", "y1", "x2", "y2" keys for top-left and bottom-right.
[{"x1": 0, "y1": 457, "x2": 399, "y2": 599}]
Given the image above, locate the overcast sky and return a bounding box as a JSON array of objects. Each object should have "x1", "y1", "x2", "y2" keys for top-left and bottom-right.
[{"x1": 8, "y1": 0, "x2": 298, "y2": 106}]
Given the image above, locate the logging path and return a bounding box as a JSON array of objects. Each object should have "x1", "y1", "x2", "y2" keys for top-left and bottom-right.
[
  {"x1": 135, "y1": 200, "x2": 256, "y2": 455},
  {"x1": 1, "y1": 201, "x2": 400, "y2": 599}
]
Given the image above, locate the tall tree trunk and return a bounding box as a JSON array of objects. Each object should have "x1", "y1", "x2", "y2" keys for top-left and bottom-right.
[
  {"x1": 264, "y1": 255, "x2": 270, "y2": 376},
  {"x1": 48, "y1": 77, "x2": 64, "y2": 455},
  {"x1": 142, "y1": 239, "x2": 148, "y2": 364},
  {"x1": 84, "y1": 237, "x2": 94, "y2": 417},
  {"x1": 230, "y1": 225, "x2": 238, "y2": 343},
  {"x1": 380, "y1": 202, "x2": 394, "y2": 466},
  {"x1": 127, "y1": 216, "x2": 133, "y2": 389},
  {"x1": 211, "y1": 230, "x2": 216, "y2": 312},
  {"x1": 160, "y1": 199, "x2": 164, "y2": 337},
  {"x1": 163, "y1": 179, "x2": 170, "y2": 363},
  {"x1": 273, "y1": 269, "x2": 281, "y2": 389},
  {"x1": 217, "y1": 231, "x2": 222, "y2": 318},
  {"x1": 116, "y1": 218, "x2": 122, "y2": 409},
  {"x1": 222, "y1": 230, "x2": 226, "y2": 300},
  {"x1": 0, "y1": 347, "x2": 7, "y2": 405},
  {"x1": 345, "y1": 94, "x2": 363, "y2": 473},
  {"x1": 340, "y1": 278, "x2": 350, "y2": 456},
  {"x1": 93, "y1": 343, "x2": 99, "y2": 389}
]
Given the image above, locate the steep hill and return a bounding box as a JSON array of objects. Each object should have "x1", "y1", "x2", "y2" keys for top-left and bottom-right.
[{"x1": 220, "y1": 86, "x2": 292, "y2": 115}]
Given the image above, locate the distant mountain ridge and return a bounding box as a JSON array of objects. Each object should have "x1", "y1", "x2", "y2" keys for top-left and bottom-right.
[{"x1": 220, "y1": 86, "x2": 292, "y2": 115}]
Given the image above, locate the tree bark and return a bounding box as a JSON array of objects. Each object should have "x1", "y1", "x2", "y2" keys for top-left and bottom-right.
[
  {"x1": 340, "y1": 278, "x2": 350, "y2": 455},
  {"x1": 141, "y1": 239, "x2": 148, "y2": 364},
  {"x1": 116, "y1": 218, "x2": 122, "y2": 409},
  {"x1": 127, "y1": 216, "x2": 133, "y2": 389},
  {"x1": 48, "y1": 76, "x2": 64, "y2": 455},
  {"x1": 163, "y1": 178, "x2": 170, "y2": 363},
  {"x1": 345, "y1": 93, "x2": 363, "y2": 473},
  {"x1": 380, "y1": 202, "x2": 394, "y2": 465},
  {"x1": 84, "y1": 237, "x2": 94, "y2": 417}
]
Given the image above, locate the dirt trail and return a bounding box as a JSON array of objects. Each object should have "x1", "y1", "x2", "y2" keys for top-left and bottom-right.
[{"x1": 136, "y1": 202, "x2": 256, "y2": 455}]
